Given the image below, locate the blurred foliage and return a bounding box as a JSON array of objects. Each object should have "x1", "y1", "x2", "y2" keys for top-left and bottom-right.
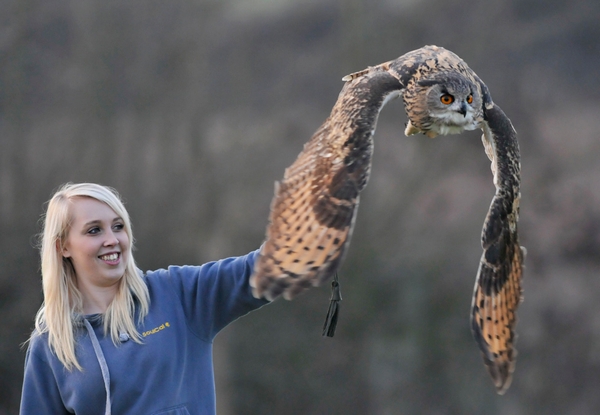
[{"x1": 1, "y1": 0, "x2": 600, "y2": 413}]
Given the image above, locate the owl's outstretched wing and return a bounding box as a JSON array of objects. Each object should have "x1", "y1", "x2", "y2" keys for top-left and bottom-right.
[
  {"x1": 250, "y1": 71, "x2": 401, "y2": 301},
  {"x1": 250, "y1": 128, "x2": 360, "y2": 301},
  {"x1": 471, "y1": 100, "x2": 525, "y2": 394}
]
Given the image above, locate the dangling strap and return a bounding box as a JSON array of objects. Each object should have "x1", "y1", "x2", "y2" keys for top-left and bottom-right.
[
  {"x1": 322, "y1": 273, "x2": 342, "y2": 337},
  {"x1": 84, "y1": 319, "x2": 112, "y2": 415}
]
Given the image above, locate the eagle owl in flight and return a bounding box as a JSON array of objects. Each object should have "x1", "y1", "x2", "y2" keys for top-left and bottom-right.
[{"x1": 250, "y1": 45, "x2": 525, "y2": 394}]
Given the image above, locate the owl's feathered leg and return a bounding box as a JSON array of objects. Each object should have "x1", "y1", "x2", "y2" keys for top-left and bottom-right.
[{"x1": 404, "y1": 120, "x2": 421, "y2": 136}]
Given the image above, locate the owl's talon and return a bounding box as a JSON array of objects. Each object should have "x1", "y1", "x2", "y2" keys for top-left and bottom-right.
[{"x1": 404, "y1": 120, "x2": 421, "y2": 136}]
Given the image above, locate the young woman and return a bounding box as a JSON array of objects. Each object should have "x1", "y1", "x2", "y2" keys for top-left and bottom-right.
[{"x1": 20, "y1": 183, "x2": 270, "y2": 414}]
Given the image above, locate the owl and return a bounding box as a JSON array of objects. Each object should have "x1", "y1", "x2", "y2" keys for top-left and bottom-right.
[
  {"x1": 402, "y1": 72, "x2": 483, "y2": 137},
  {"x1": 250, "y1": 45, "x2": 525, "y2": 394}
]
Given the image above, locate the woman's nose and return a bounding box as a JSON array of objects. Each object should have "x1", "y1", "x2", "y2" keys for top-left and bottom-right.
[{"x1": 103, "y1": 231, "x2": 119, "y2": 246}]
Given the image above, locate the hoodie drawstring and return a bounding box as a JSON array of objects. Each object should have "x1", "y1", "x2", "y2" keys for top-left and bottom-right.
[{"x1": 84, "y1": 319, "x2": 112, "y2": 415}]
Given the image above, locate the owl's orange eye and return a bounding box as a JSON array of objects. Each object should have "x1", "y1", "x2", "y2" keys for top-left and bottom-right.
[
  {"x1": 466, "y1": 94, "x2": 473, "y2": 104},
  {"x1": 440, "y1": 94, "x2": 454, "y2": 105}
]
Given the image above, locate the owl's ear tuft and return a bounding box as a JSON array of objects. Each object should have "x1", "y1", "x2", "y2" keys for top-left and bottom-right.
[{"x1": 417, "y1": 78, "x2": 441, "y2": 87}]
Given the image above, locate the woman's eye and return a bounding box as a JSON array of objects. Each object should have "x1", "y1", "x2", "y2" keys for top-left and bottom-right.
[
  {"x1": 113, "y1": 223, "x2": 124, "y2": 231},
  {"x1": 440, "y1": 94, "x2": 454, "y2": 105},
  {"x1": 87, "y1": 227, "x2": 100, "y2": 235}
]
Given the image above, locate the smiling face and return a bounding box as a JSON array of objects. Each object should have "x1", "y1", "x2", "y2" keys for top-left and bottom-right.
[{"x1": 62, "y1": 197, "x2": 130, "y2": 291}]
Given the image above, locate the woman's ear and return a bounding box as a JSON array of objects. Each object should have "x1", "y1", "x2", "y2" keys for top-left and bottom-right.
[{"x1": 57, "y1": 239, "x2": 71, "y2": 258}]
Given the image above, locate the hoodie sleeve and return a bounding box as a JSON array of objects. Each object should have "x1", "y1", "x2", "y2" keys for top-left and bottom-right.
[
  {"x1": 20, "y1": 344, "x2": 69, "y2": 415},
  {"x1": 163, "y1": 249, "x2": 270, "y2": 341}
]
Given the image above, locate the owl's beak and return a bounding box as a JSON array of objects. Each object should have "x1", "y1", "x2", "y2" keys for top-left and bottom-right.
[{"x1": 458, "y1": 102, "x2": 468, "y2": 117}]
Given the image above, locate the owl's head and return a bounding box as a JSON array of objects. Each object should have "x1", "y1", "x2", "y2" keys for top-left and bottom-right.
[{"x1": 414, "y1": 73, "x2": 483, "y2": 136}]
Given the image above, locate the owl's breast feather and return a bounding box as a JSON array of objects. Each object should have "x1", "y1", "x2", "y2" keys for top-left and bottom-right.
[{"x1": 428, "y1": 110, "x2": 480, "y2": 136}]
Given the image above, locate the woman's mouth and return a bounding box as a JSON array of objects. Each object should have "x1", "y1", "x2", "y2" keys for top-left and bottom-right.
[{"x1": 99, "y1": 252, "x2": 120, "y2": 265}]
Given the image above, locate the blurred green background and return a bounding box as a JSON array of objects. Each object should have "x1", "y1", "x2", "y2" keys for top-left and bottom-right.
[{"x1": 2, "y1": 0, "x2": 600, "y2": 413}]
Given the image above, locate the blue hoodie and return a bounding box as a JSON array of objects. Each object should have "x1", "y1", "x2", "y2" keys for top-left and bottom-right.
[{"x1": 20, "y1": 250, "x2": 269, "y2": 415}]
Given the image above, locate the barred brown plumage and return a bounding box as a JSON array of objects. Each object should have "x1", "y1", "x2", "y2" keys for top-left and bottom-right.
[{"x1": 250, "y1": 45, "x2": 525, "y2": 394}]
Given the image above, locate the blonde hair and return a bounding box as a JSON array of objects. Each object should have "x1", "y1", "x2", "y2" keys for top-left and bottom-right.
[{"x1": 33, "y1": 183, "x2": 150, "y2": 370}]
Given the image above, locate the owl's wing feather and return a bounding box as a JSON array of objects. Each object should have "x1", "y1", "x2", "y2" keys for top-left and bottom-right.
[
  {"x1": 472, "y1": 102, "x2": 525, "y2": 394},
  {"x1": 250, "y1": 129, "x2": 360, "y2": 301},
  {"x1": 251, "y1": 71, "x2": 400, "y2": 302}
]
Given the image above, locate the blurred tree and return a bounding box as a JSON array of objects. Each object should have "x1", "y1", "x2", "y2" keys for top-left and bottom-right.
[{"x1": 2, "y1": 0, "x2": 600, "y2": 413}]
